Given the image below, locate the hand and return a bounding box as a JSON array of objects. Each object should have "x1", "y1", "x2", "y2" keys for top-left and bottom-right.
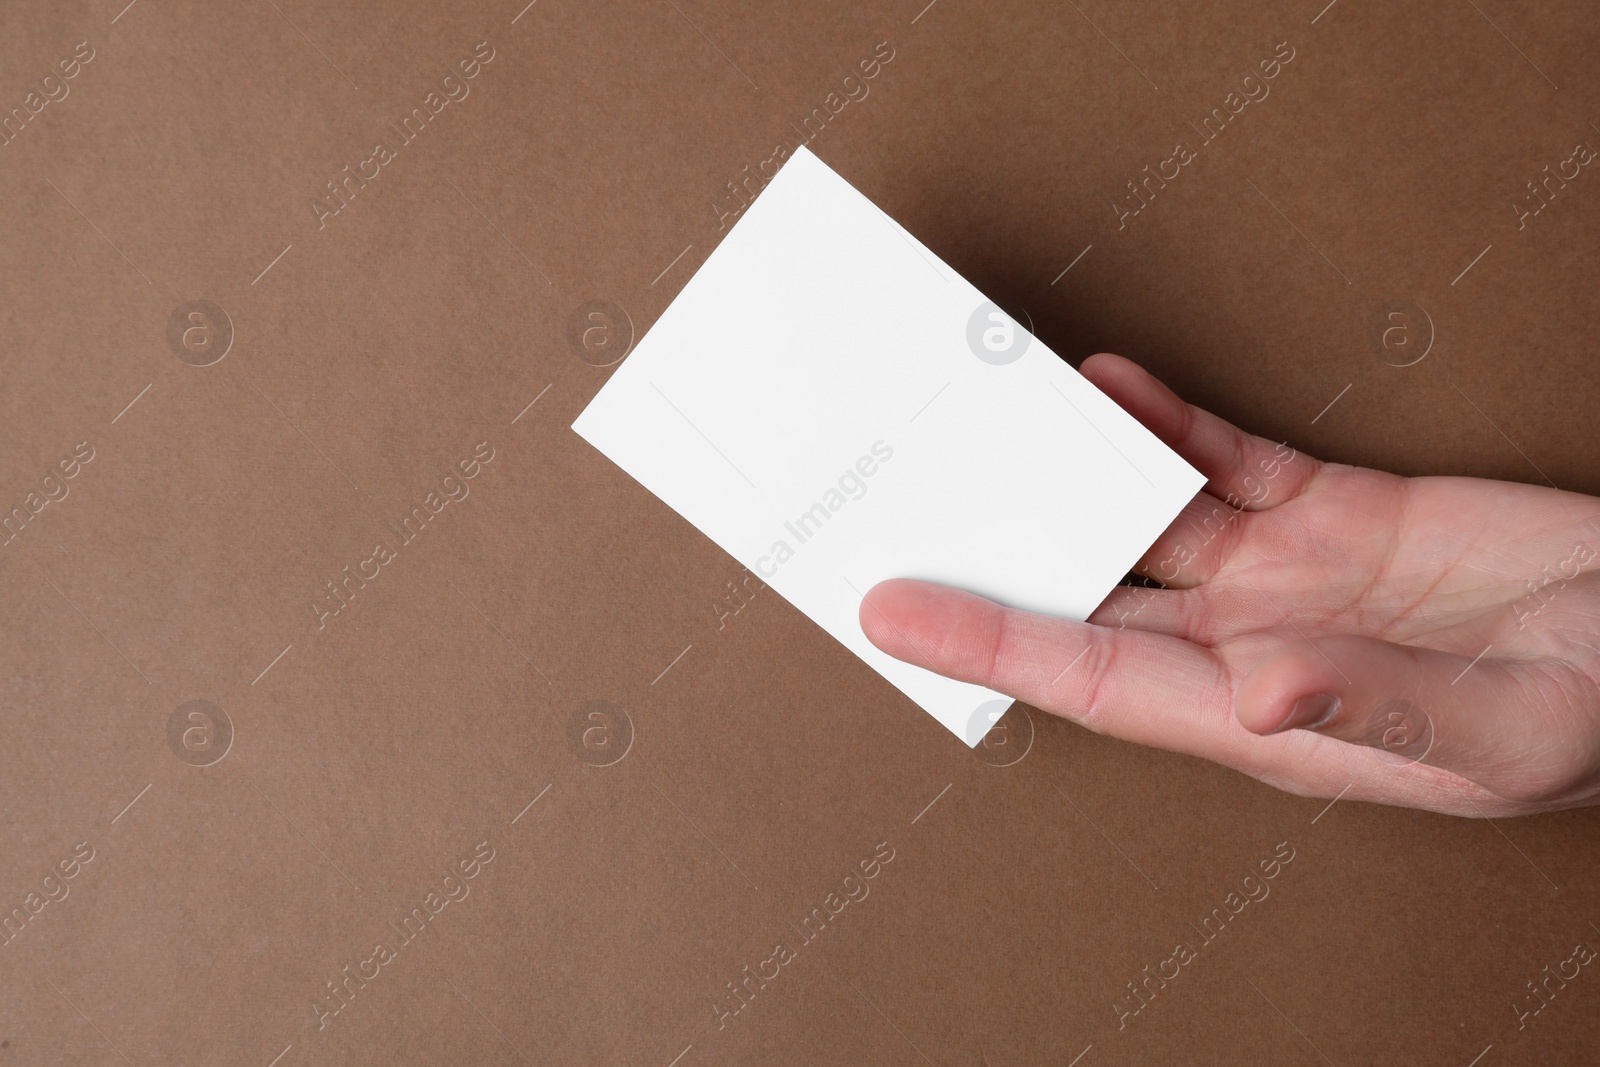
[{"x1": 860, "y1": 353, "x2": 1600, "y2": 817}]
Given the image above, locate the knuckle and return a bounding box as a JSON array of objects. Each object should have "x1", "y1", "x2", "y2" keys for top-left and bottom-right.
[
  {"x1": 1230, "y1": 432, "x2": 1251, "y2": 498},
  {"x1": 1072, "y1": 636, "x2": 1119, "y2": 730},
  {"x1": 1175, "y1": 397, "x2": 1198, "y2": 456},
  {"x1": 981, "y1": 606, "x2": 1014, "y2": 687}
]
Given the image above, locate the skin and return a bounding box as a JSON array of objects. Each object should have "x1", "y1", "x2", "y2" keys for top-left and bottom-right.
[{"x1": 860, "y1": 352, "x2": 1600, "y2": 817}]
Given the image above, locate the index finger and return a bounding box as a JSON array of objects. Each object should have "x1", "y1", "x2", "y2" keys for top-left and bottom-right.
[
  {"x1": 860, "y1": 577, "x2": 1235, "y2": 756},
  {"x1": 860, "y1": 578, "x2": 1537, "y2": 815}
]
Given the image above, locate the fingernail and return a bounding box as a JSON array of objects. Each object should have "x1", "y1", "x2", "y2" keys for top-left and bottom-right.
[{"x1": 1271, "y1": 693, "x2": 1340, "y2": 734}]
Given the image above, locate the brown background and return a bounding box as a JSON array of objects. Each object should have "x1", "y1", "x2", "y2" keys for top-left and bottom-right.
[{"x1": 2, "y1": 0, "x2": 1598, "y2": 1063}]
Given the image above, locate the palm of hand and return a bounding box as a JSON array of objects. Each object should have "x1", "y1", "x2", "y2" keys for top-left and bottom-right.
[{"x1": 861, "y1": 353, "x2": 1600, "y2": 817}]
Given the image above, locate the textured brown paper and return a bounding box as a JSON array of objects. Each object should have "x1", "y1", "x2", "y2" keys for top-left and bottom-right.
[{"x1": 2, "y1": 0, "x2": 1597, "y2": 1063}]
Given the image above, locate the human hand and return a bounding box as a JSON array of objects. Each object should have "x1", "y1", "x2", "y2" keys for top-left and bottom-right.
[{"x1": 860, "y1": 353, "x2": 1600, "y2": 817}]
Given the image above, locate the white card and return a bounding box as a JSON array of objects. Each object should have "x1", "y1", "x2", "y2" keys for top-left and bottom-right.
[{"x1": 573, "y1": 146, "x2": 1205, "y2": 746}]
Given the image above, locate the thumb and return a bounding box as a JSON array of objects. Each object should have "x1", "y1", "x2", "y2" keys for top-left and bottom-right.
[{"x1": 1234, "y1": 633, "x2": 1586, "y2": 804}]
